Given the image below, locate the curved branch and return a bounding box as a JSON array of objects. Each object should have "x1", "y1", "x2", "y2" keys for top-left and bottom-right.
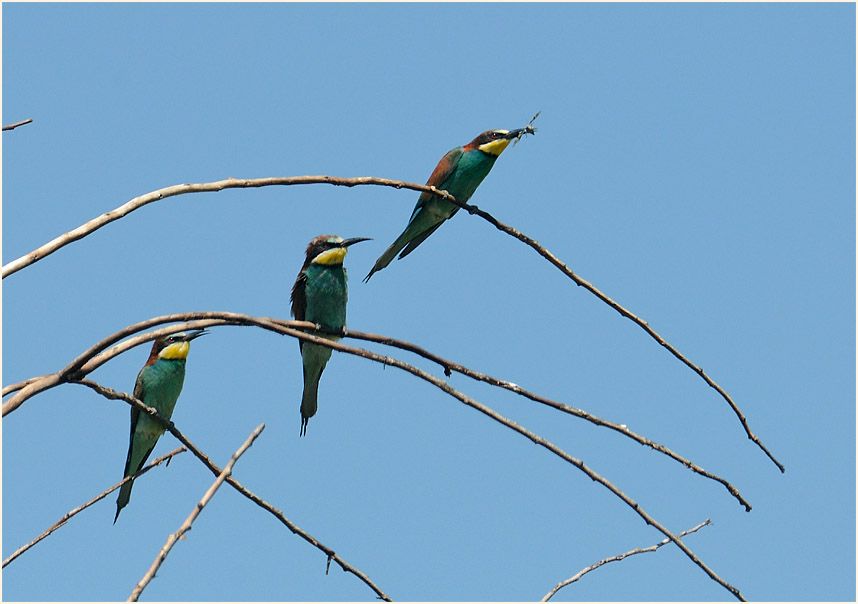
[
  {"x1": 20, "y1": 320, "x2": 743, "y2": 599},
  {"x1": 2, "y1": 447, "x2": 186, "y2": 569},
  {"x1": 1, "y1": 176, "x2": 455, "y2": 279},
  {"x1": 76, "y1": 380, "x2": 391, "y2": 602},
  {"x1": 456, "y1": 201, "x2": 784, "y2": 473},
  {"x1": 3, "y1": 312, "x2": 751, "y2": 511},
  {"x1": 260, "y1": 326, "x2": 745, "y2": 600},
  {"x1": 297, "y1": 321, "x2": 752, "y2": 512},
  {"x1": 128, "y1": 425, "x2": 264, "y2": 602},
  {"x1": 1, "y1": 174, "x2": 781, "y2": 473},
  {"x1": 541, "y1": 519, "x2": 712, "y2": 601},
  {"x1": 3, "y1": 319, "x2": 226, "y2": 414}
]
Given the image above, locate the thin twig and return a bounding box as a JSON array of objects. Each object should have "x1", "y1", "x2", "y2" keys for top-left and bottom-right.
[
  {"x1": 2, "y1": 312, "x2": 751, "y2": 511},
  {"x1": 1, "y1": 176, "x2": 456, "y2": 279},
  {"x1": 2, "y1": 447, "x2": 186, "y2": 569},
  {"x1": 541, "y1": 519, "x2": 712, "y2": 601},
  {"x1": 453, "y1": 200, "x2": 784, "y2": 473},
  {"x1": 307, "y1": 323, "x2": 752, "y2": 511},
  {"x1": 128, "y1": 425, "x2": 264, "y2": 601},
  {"x1": 258, "y1": 319, "x2": 746, "y2": 600},
  {"x1": 75, "y1": 380, "x2": 391, "y2": 602},
  {"x1": 2, "y1": 118, "x2": 33, "y2": 131},
  {"x1": 67, "y1": 327, "x2": 743, "y2": 599},
  {"x1": 1, "y1": 174, "x2": 781, "y2": 473}
]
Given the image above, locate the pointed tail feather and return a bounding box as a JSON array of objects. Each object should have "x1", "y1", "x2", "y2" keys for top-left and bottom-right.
[
  {"x1": 397, "y1": 221, "x2": 443, "y2": 260},
  {"x1": 364, "y1": 231, "x2": 412, "y2": 282},
  {"x1": 114, "y1": 433, "x2": 156, "y2": 523},
  {"x1": 364, "y1": 216, "x2": 445, "y2": 282},
  {"x1": 114, "y1": 480, "x2": 134, "y2": 523},
  {"x1": 299, "y1": 346, "x2": 330, "y2": 437},
  {"x1": 300, "y1": 378, "x2": 319, "y2": 437}
]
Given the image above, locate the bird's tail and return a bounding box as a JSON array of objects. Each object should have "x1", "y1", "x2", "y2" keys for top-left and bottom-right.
[
  {"x1": 300, "y1": 377, "x2": 319, "y2": 437},
  {"x1": 365, "y1": 211, "x2": 444, "y2": 282},
  {"x1": 114, "y1": 430, "x2": 157, "y2": 524},
  {"x1": 114, "y1": 480, "x2": 134, "y2": 523},
  {"x1": 299, "y1": 344, "x2": 331, "y2": 437},
  {"x1": 363, "y1": 228, "x2": 413, "y2": 282}
]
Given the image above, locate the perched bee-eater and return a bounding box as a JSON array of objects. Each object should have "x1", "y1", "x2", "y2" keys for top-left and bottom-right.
[
  {"x1": 114, "y1": 329, "x2": 207, "y2": 523},
  {"x1": 291, "y1": 235, "x2": 370, "y2": 436},
  {"x1": 364, "y1": 127, "x2": 531, "y2": 281}
]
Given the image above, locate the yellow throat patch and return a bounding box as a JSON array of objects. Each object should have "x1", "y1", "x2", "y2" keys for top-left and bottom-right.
[
  {"x1": 478, "y1": 136, "x2": 511, "y2": 156},
  {"x1": 312, "y1": 247, "x2": 347, "y2": 266},
  {"x1": 159, "y1": 341, "x2": 190, "y2": 360}
]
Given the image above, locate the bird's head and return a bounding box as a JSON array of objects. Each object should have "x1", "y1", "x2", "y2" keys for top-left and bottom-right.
[
  {"x1": 465, "y1": 128, "x2": 530, "y2": 157},
  {"x1": 149, "y1": 329, "x2": 208, "y2": 362},
  {"x1": 304, "y1": 234, "x2": 371, "y2": 267}
]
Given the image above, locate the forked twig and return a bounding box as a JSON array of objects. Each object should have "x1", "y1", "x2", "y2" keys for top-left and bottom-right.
[{"x1": 128, "y1": 425, "x2": 264, "y2": 601}]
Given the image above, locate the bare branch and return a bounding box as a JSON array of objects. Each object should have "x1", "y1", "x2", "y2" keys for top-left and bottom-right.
[
  {"x1": 128, "y1": 425, "x2": 264, "y2": 601},
  {"x1": 454, "y1": 200, "x2": 784, "y2": 473},
  {"x1": 541, "y1": 519, "x2": 712, "y2": 601},
  {"x1": 0, "y1": 176, "x2": 456, "y2": 279},
  {"x1": 3, "y1": 376, "x2": 44, "y2": 397},
  {"x1": 61, "y1": 323, "x2": 744, "y2": 599},
  {"x1": 256, "y1": 319, "x2": 746, "y2": 600},
  {"x1": 75, "y1": 380, "x2": 392, "y2": 602},
  {"x1": 303, "y1": 322, "x2": 753, "y2": 512},
  {"x1": 0, "y1": 174, "x2": 781, "y2": 473},
  {"x1": 2, "y1": 118, "x2": 33, "y2": 131},
  {"x1": 2, "y1": 312, "x2": 751, "y2": 511},
  {"x1": 2, "y1": 447, "x2": 186, "y2": 569},
  {"x1": 3, "y1": 319, "x2": 224, "y2": 414}
]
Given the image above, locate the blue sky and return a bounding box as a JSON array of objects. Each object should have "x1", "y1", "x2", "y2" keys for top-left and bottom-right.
[{"x1": 3, "y1": 3, "x2": 855, "y2": 601}]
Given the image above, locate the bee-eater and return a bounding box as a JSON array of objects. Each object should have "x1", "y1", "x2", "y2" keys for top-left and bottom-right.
[
  {"x1": 364, "y1": 127, "x2": 530, "y2": 281},
  {"x1": 114, "y1": 329, "x2": 207, "y2": 523},
  {"x1": 291, "y1": 235, "x2": 370, "y2": 436}
]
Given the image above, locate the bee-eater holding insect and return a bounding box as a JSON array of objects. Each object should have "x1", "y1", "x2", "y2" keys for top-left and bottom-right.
[
  {"x1": 291, "y1": 235, "x2": 371, "y2": 436},
  {"x1": 114, "y1": 329, "x2": 207, "y2": 523},
  {"x1": 364, "y1": 120, "x2": 536, "y2": 282}
]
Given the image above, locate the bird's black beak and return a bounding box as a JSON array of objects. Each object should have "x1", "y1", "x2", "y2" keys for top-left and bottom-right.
[
  {"x1": 505, "y1": 128, "x2": 527, "y2": 139},
  {"x1": 341, "y1": 237, "x2": 372, "y2": 248},
  {"x1": 182, "y1": 329, "x2": 209, "y2": 342}
]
